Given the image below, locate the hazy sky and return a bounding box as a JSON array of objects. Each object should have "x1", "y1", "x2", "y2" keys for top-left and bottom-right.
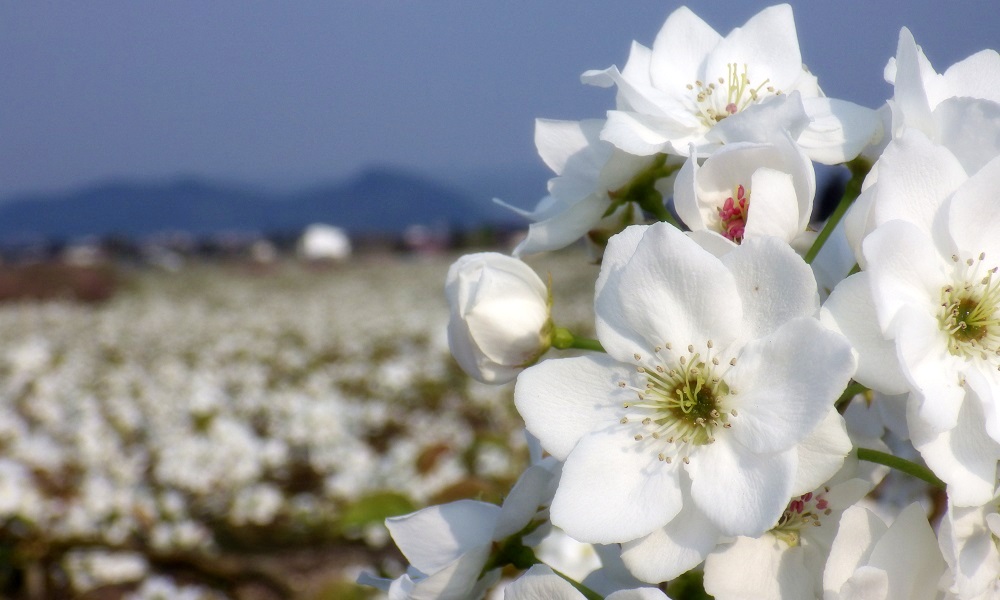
[{"x1": 1, "y1": 1, "x2": 997, "y2": 202}]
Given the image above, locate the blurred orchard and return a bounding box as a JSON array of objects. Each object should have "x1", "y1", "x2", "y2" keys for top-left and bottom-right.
[{"x1": 0, "y1": 250, "x2": 594, "y2": 599}]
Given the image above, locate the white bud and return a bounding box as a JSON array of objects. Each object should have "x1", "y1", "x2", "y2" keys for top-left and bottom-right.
[{"x1": 445, "y1": 252, "x2": 551, "y2": 384}]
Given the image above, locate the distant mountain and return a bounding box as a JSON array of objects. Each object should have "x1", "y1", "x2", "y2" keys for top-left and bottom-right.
[{"x1": 0, "y1": 167, "x2": 523, "y2": 240}]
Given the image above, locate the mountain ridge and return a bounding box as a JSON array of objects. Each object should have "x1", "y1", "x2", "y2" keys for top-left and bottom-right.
[{"x1": 0, "y1": 167, "x2": 526, "y2": 240}]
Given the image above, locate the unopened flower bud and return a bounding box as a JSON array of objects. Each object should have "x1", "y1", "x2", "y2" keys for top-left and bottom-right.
[{"x1": 445, "y1": 253, "x2": 552, "y2": 384}]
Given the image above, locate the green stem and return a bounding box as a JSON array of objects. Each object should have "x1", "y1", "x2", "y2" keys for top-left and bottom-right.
[
  {"x1": 548, "y1": 566, "x2": 603, "y2": 600},
  {"x1": 804, "y1": 157, "x2": 871, "y2": 265},
  {"x1": 552, "y1": 327, "x2": 606, "y2": 352},
  {"x1": 835, "y1": 380, "x2": 870, "y2": 413},
  {"x1": 607, "y1": 153, "x2": 682, "y2": 228},
  {"x1": 857, "y1": 448, "x2": 945, "y2": 489}
]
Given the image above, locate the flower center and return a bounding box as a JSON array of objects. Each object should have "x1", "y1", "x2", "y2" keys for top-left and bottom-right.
[
  {"x1": 617, "y1": 340, "x2": 738, "y2": 464},
  {"x1": 938, "y1": 252, "x2": 1000, "y2": 371},
  {"x1": 686, "y1": 63, "x2": 779, "y2": 129},
  {"x1": 717, "y1": 184, "x2": 749, "y2": 243},
  {"x1": 770, "y1": 488, "x2": 832, "y2": 547}
]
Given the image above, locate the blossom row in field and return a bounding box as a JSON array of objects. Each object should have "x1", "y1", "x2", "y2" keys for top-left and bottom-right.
[{"x1": 0, "y1": 257, "x2": 593, "y2": 597}]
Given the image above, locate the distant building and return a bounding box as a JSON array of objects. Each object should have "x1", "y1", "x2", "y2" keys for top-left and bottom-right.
[{"x1": 297, "y1": 224, "x2": 351, "y2": 261}]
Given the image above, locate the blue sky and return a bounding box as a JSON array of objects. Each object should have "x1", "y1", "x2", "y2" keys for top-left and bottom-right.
[{"x1": 1, "y1": 1, "x2": 997, "y2": 205}]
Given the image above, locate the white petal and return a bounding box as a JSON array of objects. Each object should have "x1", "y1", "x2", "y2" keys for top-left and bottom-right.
[
  {"x1": 742, "y1": 168, "x2": 801, "y2": 244},
  {"x1": 707, "y1": 93, "x2": 809, "y2": 146},
  {"x1": 792, "y1": 408, "x2": 852, "y2": 495},
  {"x1": 842, "y1": 183, "x2": 876, "y2": 269},
  {"x1": 704, "y1": 536, "x2": 814, "y2": 600},
  {"x1": 514, "y1": 354, "x2": 626, "y2": 461},
  {"x1": 395, "y1": 550, "x2": 495, "y2": 600},
  {"x1": 799, "y1": 97, "x2": 884, "y2": 165},
  {"x1": 941, "y1": 503, "x2": 1000, "y2": 598},
  {"x1": 863, "y1": 220, "x2": 949, "y2": 335},
  {"x1": 672, "y1": 153, "x2": 704, "y2": 231},
  {"x1": 535, "y1": 119, "x2": 604, "y2": 176},
  {"x1": 687, "y1": 437, "x2": 794, "y2": 537},
  {"x1": 447, "y1": 318, "x2": 517, "y2": 384},
  {"x1": 835, "y1": 566, "x2": 889, "y2": 600},
  {"x1": 601, "y1": 110, "x2": 691, "y2": 156},
  {"x1": 968, "y1": 369, "x2": 1000, "y2": 451},
  {"x1": 595, "y1": 222, "x2": 742, "y2": 361},
  {"x1": 867, "y1": 502, "x2": 945, "y2": 600},
  {"x1": 386, "y1": 500, "x2": 499, "y2": 574},
  {"x1": 940, "y1": 48, "x2": 1000, "y2": 104},
  {"x1": 869, "y1": 131, "x2": 967, "y2": 237},
  {"x1": 889, "y1": 28, "x2": 935, "y2": 137},
  {"x1": 947, "y1": 152, "x2": 1000, "y2": 262},
  {"x1": 823, "y1": 505, "x2": 886, "y2": 594},
  {"x1": 934, "y1": 97, "x2": 1000, "y2": 175},
  {"x1": 512, "y1": 192, "x2": 613, "y2": 257},
  {"x1": 620, "y1": 493, "x2": 721, "y2": 583},
  {"x1": 722, "y1": 233, "x2": 819, "y2": 341},
  {"x1": 820, "y1": 272, "x2": 909, "y2": 395},
  {"x1": 909, "y1": 384, "x2": 1000, "y2": 507},
  {"x1": 494, "y1": 459, "x2": 560, "y2": 539},
  {"x1": 894, "y1": 307, "x2": 966, "y2": 432},
  {"x1": 587, "y1": 43, "x2": 682, "y2": 118},
  {"x1": 503, "y1": 565, "x2": 583, "y2": 600},
  {"x1": 725, "y1": 317, "x2": 855, "y2": 455},
  {"x1": 685, "y1": 229, "x2": 737, "y2": 257},
  {"x1": 597, "y1": 224, "x2": 647, "y2": 281},
  {"x1": 648, "y1": 6, "x2": 720, "y2": 92},
  {"x1": 466, "y1": 292, "x2": 548, "y2": 365},
  {"x1": 704, "y1": 5, "x2": 802, "y2": 93},
  {"x1": 551, "y1": 427, "x2": 682, "y2": 544}
]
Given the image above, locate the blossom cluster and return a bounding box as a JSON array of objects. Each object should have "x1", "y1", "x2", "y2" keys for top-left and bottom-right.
[{"x1": 365, "y1": 5, "x2": 1000, "y2": 599}]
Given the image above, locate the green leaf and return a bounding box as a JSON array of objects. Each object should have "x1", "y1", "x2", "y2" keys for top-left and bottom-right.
[
  {"x1": 313, "y1": 579, "x2": 378, "y2": 600},
  {"x1": 338, "y1": 491, "x2": 417, "y2": 532},
  {"x1": 668, "y1": 570, "x2": 714, "y2": 599}
]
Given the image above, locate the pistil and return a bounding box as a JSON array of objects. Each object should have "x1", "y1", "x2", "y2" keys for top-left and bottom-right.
[
  {"x1": 618, "y1": 340, "x2": 737, "y2": 464},
  {"x1": 939, "y1": 251, "x2": 1000, "y2": 370},
  {"x1": 686, "y1": 63, "x2": 779, "y2": 129},
  {"x1": 717, "y1": 184, "x2": 750, "y2": 243},
  {"x1": 771, "y1": 489, "x2": 832, "y2": 547}
]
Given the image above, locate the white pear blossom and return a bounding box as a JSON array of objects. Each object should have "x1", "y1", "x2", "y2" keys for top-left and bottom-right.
[
  {"x1": 515, "y1": 222, "x2": 855, "y2": 552},
  {"x1": 582, "y1": 4, "x2": 880, "y2": 164},
  {"x1": 357, "y1": 500, "x2": 503, "y2": 600},
  {"x1": 703, "y1": 478, "x2": 871, "y2": 600},
  {"x1": 504, "y1": 565, "x2": 670, "y2": 600},
  {"x1": 495, "y1": 119, "x2": 668, "y2": 257},
  {"x1": 674, "y1": 132, "x2": 816, "y2": 251},
  {"x1": 620, "y1": 407, "x2": 853, "y2": 584},
  {"x1": 823, "y1": 503, "x2": 946, "y2": 600},
  {"x1": 446, "y1": 252, "x2": 552, "y2": 384},
  {"x1": 359, "y1": 458, "x2": 561, "y2": 599},
  {"x1": 853, "y1": 149, "x2": 1000, "y2": 504}
]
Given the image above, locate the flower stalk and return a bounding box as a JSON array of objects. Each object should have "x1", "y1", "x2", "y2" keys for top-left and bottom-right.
[
  {"x1": 856, "y1": 448, "x2": 946, "y2": 489},
  {"x1": 551, "y1": 326, "x2": 605, "y2": 352},
  {"x1": 606, "y1": 153, "x2": 681, "y2": 228},
  {"x1": 804, "y1": 156, "x2": 871, "y2": 264},
  {"x1": 549, "y1": 566, "x2": 604, "y2": 600}
]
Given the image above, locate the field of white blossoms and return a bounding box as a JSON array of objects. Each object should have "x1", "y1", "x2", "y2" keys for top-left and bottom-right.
[{"x1": 0, "y1": 251, "x2": 597, "y2": 599}]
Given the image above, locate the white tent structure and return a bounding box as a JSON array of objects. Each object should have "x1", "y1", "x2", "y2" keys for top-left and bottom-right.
[{"x1": 298, "y1": 224, "x2": 352, "y2": 261}]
